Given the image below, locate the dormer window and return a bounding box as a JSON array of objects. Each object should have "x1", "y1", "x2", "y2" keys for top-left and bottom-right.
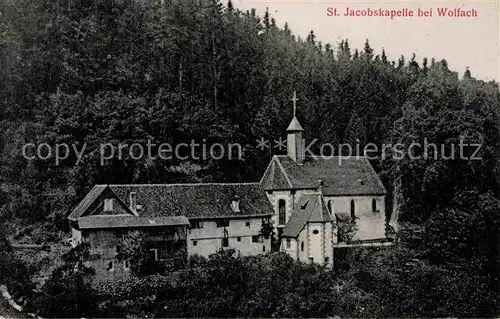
[
  {"x1": 231, "y1": 195, "x2": 240, "y2": 212},
  {"x1": 129, "y1": 192, "x2": 137, "y2": 211},
  {"x1": 104, "y1": 198, "x2": 114, "y2": 212}
]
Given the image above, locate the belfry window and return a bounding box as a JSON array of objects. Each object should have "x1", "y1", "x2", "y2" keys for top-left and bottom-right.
[
  {"x1": 106, "y1": 261, "x2": 114, "y2": 271},
  {"x1": 278, "y1": 200, "x2": 286, "y2": 225},
  {"x1": 350, "y1": 200, "x2": 356, "y2": 219},
  {"x1": 328, "y1": 200, "x2": 334, "y2": 213}
]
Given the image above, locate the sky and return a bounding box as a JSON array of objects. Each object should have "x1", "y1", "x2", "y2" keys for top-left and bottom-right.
[{"x1": 234, "y1": 0, "x2": 499, "y2": 82}]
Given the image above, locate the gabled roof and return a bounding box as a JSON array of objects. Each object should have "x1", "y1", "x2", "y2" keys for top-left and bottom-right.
[
  {"x1": 68, "y1": 185, "x2": 107, "y2": 220},
  {"x1": 78, "y1": 215, "x2": 189, "y2": 229},
  {"x1": 68, "y1": 185, "x2": 135, "y2": 221},
  {"x1": 69, "y1": 183, "x2": 274, "y2": 224},
  {"x1": 260, "y1": 157, "x2": 292, "y2": 190},
  {"x1": 282, "y1": 193, "x2": 333, "y2": 238},
  {"x1": 286, "y1": 117, "x2": 304, "y2": 131},
  {"x1": 262, "y1": 155, "x2": 386, "y2": 196}
]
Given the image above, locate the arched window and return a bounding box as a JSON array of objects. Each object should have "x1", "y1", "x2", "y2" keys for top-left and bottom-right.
[
  {"x1": 278, "y1": 199, "x2": 286, "y2": 225},
  {"x1": 350, "y1": 199, "x2": 355, "y2": 219},
  {"x1": 328, "y1": 200, "x2": 334, "y2": 214},
  {"x1": 372, "y1": 198, "x2": 377, "y2": 212}
]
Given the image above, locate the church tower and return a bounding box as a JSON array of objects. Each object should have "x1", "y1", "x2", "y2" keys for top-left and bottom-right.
[{"x1": 287, "y1": 91, "x2": 305, "y2": 164}]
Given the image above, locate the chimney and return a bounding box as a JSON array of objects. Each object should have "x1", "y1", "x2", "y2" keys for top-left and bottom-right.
[
  {"x1": 129, "y1": 192, "x2": 138, "y2": 216},
  {"x1": 231, "y1": 195, "x2": 240, "y2": 212},
  {"x1": 318, "y1": 179, "x2": 324, "y2": 192}
]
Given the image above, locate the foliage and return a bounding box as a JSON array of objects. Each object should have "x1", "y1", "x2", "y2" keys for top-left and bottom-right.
[
  {"x1": 32, "y1": 243, "x2": 98, "y2": 318},
  {"x1": 0, "y1": 224, "x2": 35, "y2": 305},
  {"x1": 337, "y1": 217, "x2": 359, "y2": 243},
  {"x1": 116, "y1": 230, "x2": 148, "y2": 275}
]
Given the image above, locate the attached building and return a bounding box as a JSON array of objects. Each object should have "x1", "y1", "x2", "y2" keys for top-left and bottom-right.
[
  {"x1": 68, "y1": 113, "x2": 391, "y2": 275},
  {"x1": 68, "y1": 183, "x2": 274, "y2": 279}
]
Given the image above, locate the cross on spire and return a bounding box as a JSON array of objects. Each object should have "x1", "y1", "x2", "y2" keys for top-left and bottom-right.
[{"x1": 290, "y1": 91, "x2": 298, "y2": 117}]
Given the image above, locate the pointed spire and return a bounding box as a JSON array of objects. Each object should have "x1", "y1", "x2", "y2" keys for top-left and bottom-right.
[
  {"x1": 287, "y1": 91, "x2": 304, "y2": 131},
  {"x1": 286, "y1": 117, "x2": 304, "y2": 131}
]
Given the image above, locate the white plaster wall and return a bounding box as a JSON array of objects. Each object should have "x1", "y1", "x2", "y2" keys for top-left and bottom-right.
[
  {"x1": 188, "y1": 217, "x2": 266, "y2": 239},
  {"x1": 323, "y1": 222, "x2": 334, "y2": 268},
  {"x1": 266, "y1": 189, "x2": 317, "y2": 230},
  {"x1": 187, "y1": 217, "x2": 271, "y2": 258},
  {"x1": 287, "y1": 132, "x2": 303, "y2": 162},
  {"x1": 280, "y1": 237, "x2": 298, "y2": 260},
  {"x1": 266, "y1": 190, "x2": 294, "y2": 228},
  {"x1": 188, "y1": 236, "x2": 270, "y2": 258},
  {"x1": 297, "y1": 227, "x2": 309, "y2": 263},
  {"x1": 324, "y1": 195, "x2": 386, "y2": 241},
  {"x1": 308, "y1": 223, "x2": 323, "y2": 264}
]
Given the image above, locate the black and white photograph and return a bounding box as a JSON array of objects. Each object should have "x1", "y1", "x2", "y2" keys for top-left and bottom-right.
[{"x1": 0, "y1": 0, "x2": 499, "y2": 317}]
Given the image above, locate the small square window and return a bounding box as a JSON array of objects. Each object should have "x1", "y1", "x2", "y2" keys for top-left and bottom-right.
[
  {"x1": 106, "y1": 261, "x2": 114, "y2": 271},
  {"x1": 222, "y1": 238, "x2": 229, "y2": 247},
  {"x1": 237, "y1": 237, "x2": 241, "y2": 242},
  {"x1": 309, "y1": 257, "x2": 314, "y2": 263},
  {"x1": 217, "y1": 219, "x2": 229, "y2": 228},
  {"x1": 245, "y1": 221, "x2": 251, "y2": 227},
  {"x1": 193, "y1": 240, "x2": 198, "y2": 246},
  {"x1": 324, "y1": 257, "x2": 329, "y2": 263},
  {"x1": 252, "y1": 236, "x2": 261, "y2": 243},
  {"x1": 104, "y1": 198, "x2": 114, "y2": 212},
  {"x1": 190, "y1": 220, "x2": 204, "y2": 229},
  {"x1": 123, "y1": 260, "x2": 130, "y2": 271},
  {"x1": 149, "y1": 249, "x2": 158, "y2": 261}
]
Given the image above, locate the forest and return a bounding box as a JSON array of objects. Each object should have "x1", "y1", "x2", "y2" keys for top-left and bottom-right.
[{"x1": 0, "y1": 0, "x2": 499, "y2": 317}]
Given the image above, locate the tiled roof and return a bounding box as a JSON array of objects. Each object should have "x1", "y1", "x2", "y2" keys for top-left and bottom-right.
[
  {"x1": 286, "y1": 117, "x2": 304, "y2": 131},
  {"x1": 78, "y1": 215, "x2": 189, "y2": 229},
  {"x1": 309, "y1": 196, "x2": 334, "y2": 223},
  {"x1": 282, "y1": 193, "x2": 333, "y2": 238},
  {"x1": 69, "y1": 183, "x2": 274, "y2": 223},
  {"x1": 259, "y1": 158, "x2": 292, "y2": 190},
  {"x1": 262, "y1": 155, "x2": 386, "y2": 196}
]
